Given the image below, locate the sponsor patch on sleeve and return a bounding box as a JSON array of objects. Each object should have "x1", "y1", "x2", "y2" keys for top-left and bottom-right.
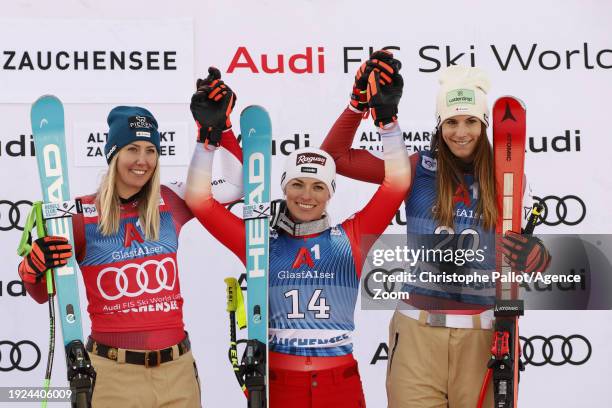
[
  {"x1": 82, "y1": 203, "x2": 98, "y2": 218},
  {"x1": 421, "y1": 156, "x2": 437, "y2": 171}
]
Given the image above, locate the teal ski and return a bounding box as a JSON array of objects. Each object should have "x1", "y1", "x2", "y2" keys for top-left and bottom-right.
[
  {"x1": 30, "y1": 95, "x2": 95, "y2": 407},
  {"x1": 241, "y1": 105, "x2": 272, "y2": 408}
]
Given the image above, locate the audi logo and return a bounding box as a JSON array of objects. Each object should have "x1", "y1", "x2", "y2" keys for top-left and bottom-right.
[
  {"x1": 0, "y1": 200, "x2": 32, "y2": 231},
  {"x1": 97, "y1": 257, "x2": 177, "y2": 301},
  {"x1": 520, "y1": 334, "x2": 591, "y2": 366},
  {"x1": 362, "y1": 268, "x2": 404, "y2": 299},
  {"x1": 534, "y1": 195, "x2": 586, "y2": 227},
  {"x1": 0, "y1": 340, "x2": 41, "y2": 371}
]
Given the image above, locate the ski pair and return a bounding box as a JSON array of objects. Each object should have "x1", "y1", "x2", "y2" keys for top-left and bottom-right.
[{"x1": 18, "y1": 96, "x2": 95, "y2": 407}]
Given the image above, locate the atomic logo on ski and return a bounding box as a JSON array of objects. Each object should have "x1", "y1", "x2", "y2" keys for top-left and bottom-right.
[{"x1": 502, "y1": 102, "x2": 517, "y2": 122}]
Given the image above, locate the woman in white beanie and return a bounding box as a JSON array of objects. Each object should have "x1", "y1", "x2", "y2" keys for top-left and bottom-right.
[
  {"x1": 185, "y1": 59, "x2": 410, "y2": 407},
  {"x1": 322, "y1": 61, "x2": 550, "y2": 407}
]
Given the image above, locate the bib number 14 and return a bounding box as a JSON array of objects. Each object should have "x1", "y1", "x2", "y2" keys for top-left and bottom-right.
[{"x1": 285, "y1": 289, "x2": 330, "y2": 319}]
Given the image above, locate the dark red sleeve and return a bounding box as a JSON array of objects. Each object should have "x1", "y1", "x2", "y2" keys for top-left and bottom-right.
[
  {"x1": 320, "y1": 107, "x2": 385, "y2": 184},
  {"x1": 23, "y1": 280, "x2": 50, "y2": 304},
  {"x1": 161, "y1": 185, "x2": 194, "y2": 234},
  {"x1": 72, "y1": 212, "x2": 86, "y2": 263},
  {"x1": 342, "y1": 181, "x2": 408, "y2": 279},
  {"x1": 190, "y1": 198, "x2": 246, "y2": 265},
  {"x1": 220, "y1": 128, "x2": 243, "y2": 162}
]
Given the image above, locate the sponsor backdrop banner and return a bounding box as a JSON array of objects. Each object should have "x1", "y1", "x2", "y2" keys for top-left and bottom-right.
[{"x1": 1, "y1": 1, "x2": 610, "y2": 407}]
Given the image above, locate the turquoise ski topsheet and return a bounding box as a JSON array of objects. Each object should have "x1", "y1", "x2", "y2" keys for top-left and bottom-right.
[
  {"x1": 240, "y1": 105, "x2": 272, "y2": 346},
  {"x1": 31, "y1": 95, "x2": 84, "y2": 345}
]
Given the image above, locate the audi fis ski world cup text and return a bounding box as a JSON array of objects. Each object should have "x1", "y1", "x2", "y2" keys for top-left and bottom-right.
[{"x1": 222, "y1": 44, "x2": 611, "y2": 74}]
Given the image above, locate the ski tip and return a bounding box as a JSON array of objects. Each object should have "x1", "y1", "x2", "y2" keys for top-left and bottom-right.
[
  {"x1": 240, "y1": 105, "x2": 272, "y2": 139},
  {"x1": 31, "y1": 95, "x2": 65, "y2": 127},
  {"x1": 240, "y1": 105, "x2": 269, "y2": 116},
  {"x1": 32, "y1": 94, "x2": 62, "y2": 105},
  {"x1": 494, "y1": 95, "x2": 526, "y2": 110}
]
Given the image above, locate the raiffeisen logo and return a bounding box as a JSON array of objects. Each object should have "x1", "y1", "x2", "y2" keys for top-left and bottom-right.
[{"x1": 227, "y1": 47, "x2": 325, "y2": 74}]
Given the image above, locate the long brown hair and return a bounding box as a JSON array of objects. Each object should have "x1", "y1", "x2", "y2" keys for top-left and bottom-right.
[{"x1": 430, "y1": 124, "x2": 497, "y2": 230}]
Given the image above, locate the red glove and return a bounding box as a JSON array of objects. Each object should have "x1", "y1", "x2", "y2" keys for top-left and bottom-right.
[
  {"x1": 350, "y1": 50, "x2": 401, "y2": 113},
  {"x1": 18, "y1": 236, "x2": 73, "y2": 284},
  {"x1": 501, "y1": 231, "x2": 551, "y2": 273}
]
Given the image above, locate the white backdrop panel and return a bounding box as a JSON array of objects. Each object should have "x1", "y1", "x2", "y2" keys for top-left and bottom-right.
[{"x1": 0, "y1": 1, "x2": 610, "y2": 407}]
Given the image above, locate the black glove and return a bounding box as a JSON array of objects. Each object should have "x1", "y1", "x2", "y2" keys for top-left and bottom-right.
[
  {"x1": 350, "y1": 50, "x2": 401, "y2": 113},
  {"x1": 18, "y1": 236, "x2": 73, "y2": 284},
  {"x1": 501, "y1": 231, "x2": 551, "y2": 274},
  {"x1": 367, "y1": 68, "x2": 403, "y2": 127},
  {"x1": 190, "y1": 66, "x2": 237, "y2": 147}
]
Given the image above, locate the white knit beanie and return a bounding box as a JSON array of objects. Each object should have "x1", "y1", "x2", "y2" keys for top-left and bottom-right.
[
  {"x1": 436, "y1": 65, "x2": 491, "y2": 127},
  {"x1": 280, "y1": 148, "x2": 336, "y2": 197}
]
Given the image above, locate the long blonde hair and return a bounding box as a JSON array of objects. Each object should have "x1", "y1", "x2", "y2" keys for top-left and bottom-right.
[
  {"x1": 431, "y1": 125, "x2": 498, "y2": 230},
  {"x1": 95, "y1": 154, "x2": 161, "y2": 241}
]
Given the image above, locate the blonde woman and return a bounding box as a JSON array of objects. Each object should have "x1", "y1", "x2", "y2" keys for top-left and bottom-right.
[{"x1": 18, "y1": 70, "x2": 242, "y2": 407}]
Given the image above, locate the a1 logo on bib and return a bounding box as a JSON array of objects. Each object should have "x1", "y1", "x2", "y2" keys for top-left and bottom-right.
[
  {"x1": 124, "y1": 222, "x2": 145, "y2": 248},
  {"x1": 292, "y1": 247, "x2": 314, "y2": 269},
  {"x1": 292, "y1": 244, "x2": 321, "y2": 269},
  {"x1": 453, "y1": 184, "x2": 471, "y2": 206}
]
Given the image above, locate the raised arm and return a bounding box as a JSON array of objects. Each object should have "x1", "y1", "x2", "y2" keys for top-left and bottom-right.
[
  {"x1": 340, "y1": 61, "x2": 412, "y2": 277},
  {"x1": 321, "y1": 107, "x2": 385, "y2": 184},
  {"x1": 211, "y1": 129, "x2": 243, "y2": 204},
  {"x1": 342, "y1": 122, "x2": 411, "y2": 278},
  {"x1": 185, "y1": 141, "x2": 246, "y2": 264},
  {"x1": 321, "y1": 50, "x2": 403, "y2": 184},
  {"x1": 184, "y1": 68, "x2": 246, "y2": 264}
]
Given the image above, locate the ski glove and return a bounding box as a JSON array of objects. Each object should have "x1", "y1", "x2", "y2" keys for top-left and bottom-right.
[
  {"x1": 190, "y1": 66, "x2": 237, "y2": 148},
  {"x1": 350, "y1": 50, "x2": 401, "y2": 113},
  {"x1": 18, "y1": 236, "x2": 73, "y2": 284},
  {"x1": 501, "y1": 231, "x2": 551, "y2": 274},
  {"x1": 367, "y1": 68, "x2": 403, "y2": 128}
]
